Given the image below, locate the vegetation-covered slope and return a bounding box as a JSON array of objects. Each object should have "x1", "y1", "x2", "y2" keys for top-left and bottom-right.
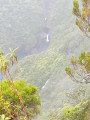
[
  {"x1": 0, "y1": 0, "x2": 90, "y2": 119},
  {"x1": 14, "y1": 48, "x2": 63, "y2": 88}
]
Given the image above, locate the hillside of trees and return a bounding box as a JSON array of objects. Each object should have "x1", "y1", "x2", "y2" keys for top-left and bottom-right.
[{"x1": 0, "y1": 0, "x2": 90, "y2": 120}]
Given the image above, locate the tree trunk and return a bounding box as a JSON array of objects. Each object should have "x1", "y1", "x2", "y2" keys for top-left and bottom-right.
[{"x1": 3, "y1": 71, "x2": 29, "y2": 120}]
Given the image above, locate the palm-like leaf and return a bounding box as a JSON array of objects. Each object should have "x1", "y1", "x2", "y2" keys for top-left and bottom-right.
[
  {"x1": 9, "y1": 48, "x2": 18, "y2": 65},
  {"x1": 0, "y1": 47, "x2": 4, "y2": 57},
  {"x1": 0, "y1": 53, "x2": 9, "y2": 74}
]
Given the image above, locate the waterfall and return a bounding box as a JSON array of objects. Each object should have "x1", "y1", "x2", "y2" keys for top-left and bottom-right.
[
  {"x1": 42, "y1": 79, "x2": 49, "y2": 89},
  {"x1": 46, "y1": 34, "x2": 49, "y2": 42},
  {"x1": 45, "y1": 17, "x2": 47, "y2": 21}
]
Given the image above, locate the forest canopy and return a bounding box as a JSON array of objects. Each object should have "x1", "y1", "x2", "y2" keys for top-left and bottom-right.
[{"x1": 0, "y1": 80, "x2": 40, "y2": 120}]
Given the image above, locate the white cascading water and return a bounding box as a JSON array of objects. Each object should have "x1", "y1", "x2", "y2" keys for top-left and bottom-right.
[
  {"x1": 46, "y1": 34, "x2": 49, "y2": 42},
  {"x1": 42, "y1": 79, "x2": 49, "y2": 89},
  {"x1": 45, "y1": 17, "x2": 47, "y2": 21}
]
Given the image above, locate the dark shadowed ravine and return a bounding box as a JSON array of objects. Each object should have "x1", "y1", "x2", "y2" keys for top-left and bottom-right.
[{"x1": 15, "y1": 0, "x2": 51, "y2": 60}]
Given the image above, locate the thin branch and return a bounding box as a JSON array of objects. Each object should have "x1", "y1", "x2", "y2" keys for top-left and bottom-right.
[
  {"x1": 0, "y1": 105, "x2": 16, "y2": 120},
  {"x1": 3, "y1": 71, "x2": 29, "y2": 120}
]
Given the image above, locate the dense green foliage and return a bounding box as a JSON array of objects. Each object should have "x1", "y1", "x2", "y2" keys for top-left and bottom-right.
[
  {"x1": 12, "y1": 49, "x2": 63, "y2": 88},
  {"x1": 0, "y1": 80, "x2": 40, "y2": 119},
  {"x1": 73, "y1": 0, "x2": 90, "y2": 37},
  {"x1": 0, "y1": 48, "x2": 41, "y2": 120},
  {"x1": 0, "y1": 48, "x2": 30, "y2": 120},
  {"x1": 61, "y1": 98, "x2": 90, "y2": 120},
  {"x1": 46, "y1": 98, "x2": 90, "y2": 120}
]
